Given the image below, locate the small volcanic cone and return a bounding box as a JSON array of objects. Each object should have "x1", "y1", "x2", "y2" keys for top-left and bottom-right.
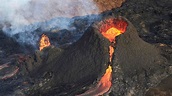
[
  {"x1": 95, "y1": 18, "x2": 127, "y2": 95},
  {"x1": 77, "y1": 17, "x2": 128, "y2": 96}
]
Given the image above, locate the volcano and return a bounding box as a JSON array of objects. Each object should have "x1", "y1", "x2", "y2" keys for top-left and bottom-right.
[
  {"x1": 9, "y1": 16, "x2": 168, "y2": 96},
  {"x1": 0, "y1": 0, "x2": 172, "y2": 96},
  {"x1": 15, "y1": 17, "x2": 128, "y2": 95}
]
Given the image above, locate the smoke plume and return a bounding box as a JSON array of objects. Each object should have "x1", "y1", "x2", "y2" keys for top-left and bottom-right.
[{"x1": 0, "y1": 0, "x2": 99, "y2": 46}]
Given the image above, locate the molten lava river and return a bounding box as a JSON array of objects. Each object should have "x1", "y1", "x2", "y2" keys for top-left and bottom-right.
[{"x1": 78, "y1": 18, "x2": 128, "y2": 96}]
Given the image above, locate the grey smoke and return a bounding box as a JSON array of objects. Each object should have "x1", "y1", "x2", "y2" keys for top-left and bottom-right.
[{"x1": 0, "y1": 0, "x2": 99, "y2": 46}]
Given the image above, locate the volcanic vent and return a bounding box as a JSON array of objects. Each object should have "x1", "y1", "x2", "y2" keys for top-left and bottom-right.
[
  {"x1": 77, "y1": 17, "x2": 128, "y2": 96},
  {"x1": 39, "y1": 34, "x2": 51, "y2": 51},
  {"x1": 17, "y1": 16, "x2": 127, "y2": 95},
  {"x1": 16, "y1": 16, "x2": 168, "y2": 96}
]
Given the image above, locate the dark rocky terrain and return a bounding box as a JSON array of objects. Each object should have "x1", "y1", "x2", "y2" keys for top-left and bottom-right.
[
  {"x1": 0, "y1": 0, "x2": 172, "y2": 96},
  {"x1": 106, "y1": 0, "x2": 172, "y2": 95}
]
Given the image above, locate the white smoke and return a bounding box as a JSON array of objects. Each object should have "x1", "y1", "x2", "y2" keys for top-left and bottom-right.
[
  {"x1": 20, "y1": 0, "x2": 99, "y2": 22},
  {"x1": 0, "y1": 0, "x2": 99, "y2": 46},
  {"x1": 0, "y1": 0, "x2": 31, "y2": 25}
]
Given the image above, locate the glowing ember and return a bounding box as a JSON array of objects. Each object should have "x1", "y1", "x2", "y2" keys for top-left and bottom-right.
[{"x1": 39, "y1": 34, "x2": 51, "y2": 51}]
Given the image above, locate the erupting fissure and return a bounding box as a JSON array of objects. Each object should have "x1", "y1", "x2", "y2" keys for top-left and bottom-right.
[
  {"x1": 39, "y1": 34, "x2": 51, "y2": 51},
  {"x1": 98, "y1": 18, "x2": 127, "y2": 95},
  {"x1": 78, "y1": 18, "x2": 128, "y2": 96}
]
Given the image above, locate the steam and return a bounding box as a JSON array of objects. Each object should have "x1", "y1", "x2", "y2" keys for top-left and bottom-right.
[
  {"x1": 0, "y1": 0, "x2": 99, "y2": 46},
  {"x1": 0, "y1": 0, "x2": 30, "y2": 25}
]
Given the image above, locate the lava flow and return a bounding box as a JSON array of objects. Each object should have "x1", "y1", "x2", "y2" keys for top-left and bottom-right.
[
  {"x1": 0, "y1": 62, "x2": 19, "y2": 80},
  {"x1": 39, "y1": 34, "x2": 51, "y2": 51},
  {"x1": 77, "y1": 18, "x2": 128, "y2": 96},
  {"x1": 98, "y1": 18, "x2": 128, "y2": 95}
]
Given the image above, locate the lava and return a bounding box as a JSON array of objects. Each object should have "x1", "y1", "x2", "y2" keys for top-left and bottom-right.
[
  {"x1": 77, "y1": 18, "x2": 128, "y2": 96},
  {"x1": 97, "y1": 65, "x2": 112, "y2": 92},
  {"x1": 76, "y1": 66, "x2": 112, "y2": 96},
  {"x1": 39, "y1": 34, "x2": 51, "y2": 51},
  {"x1": 0, "y1": 63, "x2": 9, "y2": 70},
  {"x1": 100, "y1": 18, "x2": 128, "y2": 42},
  {"x1": 0, "y1": 64, "x2": 19, "y2": 80},
  {"x1": 98, "y1": 18, "x2": 127, "y2": 94},
  {"x1": 0, "y1": 67, "x2": 19, "y2": 80},
  {"x1": 109, "y1": 46, "x2": 114, "y2": 62},
  {"x1": 100, "y1": 18, "x2": 127, "y2": 93},
  {"x1": 102, "y1": 27, "x2": 122, "y2": 42}
]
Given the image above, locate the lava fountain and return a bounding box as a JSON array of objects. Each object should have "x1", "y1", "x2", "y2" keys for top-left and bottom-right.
[{"x1": 39, "y1": 34, "x2": 51, "y2": 51}]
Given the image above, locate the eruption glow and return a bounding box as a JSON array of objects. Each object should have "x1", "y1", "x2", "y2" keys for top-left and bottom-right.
[
  {"x1": 97, "y1": 18, "x2": 127, "y2": 95},
  {"x1": 39, "y1": 34, "x2": 50, "y2": 51},
  {"x1": 77, "y1": 18, "x2": 128, "y2": 96}
]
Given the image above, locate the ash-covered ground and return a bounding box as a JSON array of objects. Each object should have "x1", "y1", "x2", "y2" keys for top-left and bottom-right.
[{"x1": 0, "y1": 0, "x2": 172, "y2": 96}]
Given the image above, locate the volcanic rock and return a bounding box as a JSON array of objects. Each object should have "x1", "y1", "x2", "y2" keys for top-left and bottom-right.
[
  {"x1": 18, "y1": 16, "x2": 172, "y2": 96},
  {"x1": 0, "y1": 30, "x2": 22, "y2": 56},
  {"x1": 20, "y1": 23, "x2": 111, "y2": 95},
  {"x1": 115, "y1": 18, "x2": 166, "y2": 76},
  {"x1": 145, "y1": 74, "x2": 172, "y2": 96},
  {"x1": 109, "y1": 17, "x2": 170, "y2": 96},
  {"x1": 0, "y1": 0, "x2": 171, "y2": 95},
  {"x1": 110, "y1": 0, "x2": 172, "y2": 45}
]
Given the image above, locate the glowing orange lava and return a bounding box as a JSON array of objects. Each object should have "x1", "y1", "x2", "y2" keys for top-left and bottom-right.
[
  {"x1": 109, "y1": 46, "x2": 114, "y2": 62},
  {"x1": 39, "y1": 34, "x2": 51, "y2": 51},
  {"x1": 100, "y1": 18, "x2": 128, "y2": 42},
  {"x1": 76, "y1": 66, "x2": 112, "y2": 96},
  {"x1": 77, "y1": 18, "x2": 128, "y2": 96},
  {"x1": 98, "y1": 65, "x2": 112, "y2": 89},
  {"x1": 98, "y1": 18, "x2": 128, "y2": 94},
  {"x1": 102, "y1": 27, "x2": 121, "y2": 42}
]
